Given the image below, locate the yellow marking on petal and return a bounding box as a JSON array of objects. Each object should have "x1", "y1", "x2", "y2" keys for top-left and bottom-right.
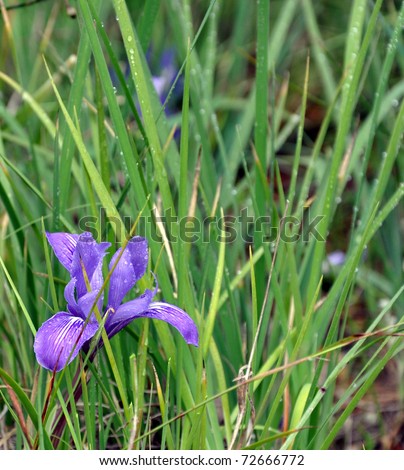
[{"x1": 80, "y1": 258, "x2": 92, "y2": 293}]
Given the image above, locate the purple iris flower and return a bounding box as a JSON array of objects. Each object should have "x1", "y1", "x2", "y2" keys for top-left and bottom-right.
[
  {"x1": 327, "y1": 250, "x2": 346, "y2": 267},
  {"x1": 34, "y1": 232, "x2": 198, "y2": 372},
  {"x1": 151, "y1": 49, "x2": 181, "y2": 112}
]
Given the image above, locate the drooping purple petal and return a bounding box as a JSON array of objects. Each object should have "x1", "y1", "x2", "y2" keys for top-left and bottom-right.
[
  {"x1": 33, "y1": 312, "x2": 99, "y2": 372},
  {"x1": 46, "y1": 232, "x2": 79, "y2": 272},
  {"x1": 70, "y1": 232, "x2": 110, "y2": 299},
  {"x1": 131, "y1": 301, "x2": 198, "y2": 346},
  {"x1": 107, "y1": 236, "x2": 148, "y2": 310}
]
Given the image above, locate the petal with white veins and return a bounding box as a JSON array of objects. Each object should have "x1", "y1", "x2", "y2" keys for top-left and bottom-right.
[
  {"x1": 116, "y1": 301, "x2": 199, "y2": 346},
  {"x1": 33, "y1": 312, "x2": 98, "y2": 372},
  {"x1": 46, "y1": 232, "x2": 79, "y2": 273}
]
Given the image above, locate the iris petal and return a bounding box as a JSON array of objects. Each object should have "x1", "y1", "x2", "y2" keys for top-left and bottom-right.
[
  {"x1": 70, "y1": 233, "x2": 110, "y2": 298},
  {"x1": 78, "y1": 291, "x2": 102, "y2": 321},
  {"x1": 64, "y1": 278, "x2": 82, "y2": 318},
  {"x1": 46, "y1": 232, "x2": 79, "y2": 272},
  {"x1": 89, "y1": 260, "x2": 105, "y2": 313},
  {"x1": 108, "y1": 236, "x2": 148, "y2": 310},
  {"x1": 143, "y1": 302, "x2": 198, "y2": 346},
  {"x1": 106, "y1": 289, "x2": 154, "y2": 333},
  {"x1": 33, "y1": 312, "x2": 99, "y2": 372},
  {"x1": 110, "y1": 300, "x2": 199, "y2": 346},
  {"x1": 65, "y1": 268, "x2": 105, "y2": 320}
]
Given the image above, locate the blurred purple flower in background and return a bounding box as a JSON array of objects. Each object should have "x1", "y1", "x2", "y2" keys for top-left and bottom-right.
[
  {"x1": 150, "y1": 49, "x2": 181, "y2": 111},
  {"x1": 110, "y1": 48, "x2": 182, "y2": 116},
  {"x1": 322, "y1": 250, "x2": 346, "y2": 275},
  {"x1": 327, "y1": 250, "x2": 346, "y2": 267},
  {"x1": 34, "y1": 232, "x2": 198, "y2": 372}
]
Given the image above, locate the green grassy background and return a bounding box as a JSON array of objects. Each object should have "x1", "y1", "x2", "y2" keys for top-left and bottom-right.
[{"x1": 0, "y1": 0, "x2": 403, "y2": 450}]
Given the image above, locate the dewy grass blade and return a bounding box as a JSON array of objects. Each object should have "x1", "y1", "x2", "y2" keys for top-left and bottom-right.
[
  {"x1": 165, "y1": 0, "x2": 218, "y2": 204},
  {"x1": 287, "y1": 54, "x2": 310, "y2": 212},
  {"x1": 137, "y1": 0, "x2": 160, "y2": 52},
  {"x1": 201, "y1": 0, "x2": 219, "y2": 106},
  {"x1": 94, "y1": 67, "x2": 111, "y2": 193},
  {"x1": 339, "y1": 0, "x2": 367, "y2": 116},
  {"x1": 254, "y1": 0, "x2": 270, "y2": 324},
  {"x1": 254, "y1": 0, "x2": 269, "y2": 215},
  {"x1": 57, "y1": 29, "x2": 94, "y2": 216},
  {"x1": 43, "y1": 57, "x2": 125, "y2": 241},
  {"x1": 177, "y1": 40, "x2": 192, "y2": 309},
  {"x1": 84, "y1": 0, "x2": 147, "y2": 144},
  {"x1": 302, "y1": 0, "x2": 336, "y2": 107},
  {"x1": 361, "y1": 98, "x2": 404, "y2": 229},
  {"x1": 113, "y1": 0, "x2": 177, "y2": 233},
  {"x1": 77, "y1": 0, "x2": 149, "y2": 211},
  {"x1": 295, "y1": 79, "x2": 342, "y2": 213}
]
